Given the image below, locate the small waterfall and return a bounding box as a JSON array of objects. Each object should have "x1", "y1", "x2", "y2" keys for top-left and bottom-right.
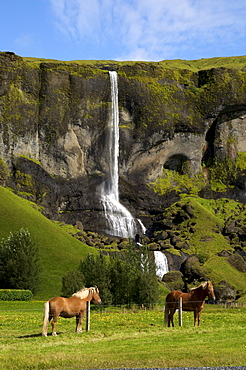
[
  {"x1": 154, "y1": 251, "x2": 169, "y2": 279},
  {"x1": 101, "y1": 71, "x2": 140, "y2": 238}
]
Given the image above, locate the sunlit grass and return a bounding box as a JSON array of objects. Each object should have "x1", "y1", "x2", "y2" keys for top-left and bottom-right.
[
  {"x1": 0, "y1": 186, "x2": 97, "y2": 299},
  {"x1": 0, "y1": 301, "x2": 245, "y2": 369}
]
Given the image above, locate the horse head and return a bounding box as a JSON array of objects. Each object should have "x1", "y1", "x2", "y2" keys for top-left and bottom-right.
[
  {"x1": 90, "y1": 286, "x2": 102, "y2": 305},
  {"x1": 204, "y1": 281, "x2": 216, "y2": 301}
]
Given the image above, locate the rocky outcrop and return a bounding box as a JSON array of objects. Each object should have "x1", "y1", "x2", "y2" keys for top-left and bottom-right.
[{"x1": 0, "y1": 52, "x2": 246, "y2": 232}]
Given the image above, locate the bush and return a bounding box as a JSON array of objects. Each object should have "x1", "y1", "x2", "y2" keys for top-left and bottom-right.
[
  {"x1": 61, "y1": 270, "x2": 85, "y2": 297},
  {"x1": 0, "y1": 289, "x2": 33, "y2": 301},
  {"x1": 0, "y1": 157, "x2": 9, "y2": 185},
  {"x1": 79, "y1": 252, "x2": 112, "y2": 306},
  {"x1": 76, "y1": 242, "x2": 160, "y2": 307},
  {"x1": 0, "y1": 228, "x2": 42, "y2": 294}
]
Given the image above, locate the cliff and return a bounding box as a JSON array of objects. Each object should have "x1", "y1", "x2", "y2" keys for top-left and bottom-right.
[{"x1": 0, "y1": 52, "x2": 246, "y2": 233}]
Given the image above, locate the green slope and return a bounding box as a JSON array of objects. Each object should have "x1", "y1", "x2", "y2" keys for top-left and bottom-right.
[
  {"x1": 162, "y1": 196, "x2": 246, "y2": 295},
  {"x1": 0, "y1": 186, "x2": 97, "y2": 299}
]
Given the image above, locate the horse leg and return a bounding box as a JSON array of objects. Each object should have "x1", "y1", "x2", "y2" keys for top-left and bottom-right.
[
  {"x1": 76, "y1": 311, "x2": 84, "y2": 333},
  {"x1": 194, "y1": 310, "x2": 198, "y2": 326},
  {"x1": 51, "y1": 315, "x2": 59, "y2": 336},
  {"x1": 169, "y1": 309, "x2": 175, "y2": 327},
  {"x1": 168, "y1": 313, "x2": 172, "y2": 327},
  {"x1": 197, "y1": 310, "x2": 202, "y2": 326}
]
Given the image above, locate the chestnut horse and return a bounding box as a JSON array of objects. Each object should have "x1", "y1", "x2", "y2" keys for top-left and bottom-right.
[
  {"x1": 42, "y1": 286, "x2": 102, "y2": 336},
  {"x1": 164, "y1": 281, "x2": 216, "y2": 327}
]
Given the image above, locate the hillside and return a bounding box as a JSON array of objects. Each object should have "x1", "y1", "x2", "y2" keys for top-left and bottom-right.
[
  {"x1": 0, "y1": 186, "x2": 96, "y2": 299},
  {"x1": 148, "y1": 194, "x2": 246, "y2": 298}
]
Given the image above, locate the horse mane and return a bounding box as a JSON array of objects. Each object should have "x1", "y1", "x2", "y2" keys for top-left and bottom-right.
[
  {"x1": 72, "y1": 286, "x2": 98, "y2": 299},
  {"x1": 191, "y1": 281, "x2": 211, "y2": 291},
  {"x1": 72, "y1": 287, "x2": 89, "y2": 299}
]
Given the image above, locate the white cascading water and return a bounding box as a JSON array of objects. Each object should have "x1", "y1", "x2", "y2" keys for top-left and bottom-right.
[
  {"x1": 101, "y1": 71, "x2": 138, "y2": 238},
  {"x1": 101, "y1": 71, "x2": 169, "y2": 276},
  {"x1": 154, "y1": 251, "x2": 169, "y2": 279}
]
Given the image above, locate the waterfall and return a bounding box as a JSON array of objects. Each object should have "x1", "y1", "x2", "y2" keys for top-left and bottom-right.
[
  {"x1": 154, "y1": 251, "x2": 169, "y2": 279},
  {"x1": 101, "y1": 71, "x2": 139, "y2": 238},
  {"x1": 100, "y1": 72, "x2": 169, "y2": 276}
]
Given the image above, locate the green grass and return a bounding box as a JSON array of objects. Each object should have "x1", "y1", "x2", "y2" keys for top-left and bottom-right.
[
  {"x1": 22, "y1": 55, "x2": 246, "y2": 72},
  {"x1": 0, "y1": 301, "x2": 245, "y2": 369},
  {"x1": 149, "y1": 194, "x2": 246, "y2": 294},
  {"x1": 0, "y1": 186, "x2": 97, "y2": 300}
]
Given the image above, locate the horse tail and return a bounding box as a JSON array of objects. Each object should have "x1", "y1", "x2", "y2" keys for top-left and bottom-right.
[
  {"x1": 164, "y1": 301, "x2": 169, "y2": 326},
  {"x1": 42, "y1": 301, "x2": 50, "y2": 336}
]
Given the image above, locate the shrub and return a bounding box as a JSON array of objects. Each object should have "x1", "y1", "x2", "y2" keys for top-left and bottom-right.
[
  {"x1": 76, "y1": 242, "x2": 160, "y2": 307},
  {"x1": 79, "y1": 252, "x2": 112, "y2": 306},
  {"x1": 0, "y1": 289, "x2": 33, "y2": 301},
  {"x1": 0, "y1": 157, "x2": 9, "y2": 185},
  {"x1": 61, "y1": 270, "x2": 85, "y2": 297},
  {"x1": 0, "y1": 228, "x2": 42, "y2": 294}
]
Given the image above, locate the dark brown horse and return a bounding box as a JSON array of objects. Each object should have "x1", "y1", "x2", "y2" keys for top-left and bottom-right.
[
  {"x1": 42, "y1": 286, "x2": 102, "y2": 336},
  {"x1": 164, "y1": 281, "x2": 216, "y2": 327}
]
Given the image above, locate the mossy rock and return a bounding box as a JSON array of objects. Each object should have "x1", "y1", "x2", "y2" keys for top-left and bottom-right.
[
  {"x1": 162, "y1": 271, "x2": 184, "y2": 291},
  {"x1": 227, "y1": 253, "x2": 246, "y2": 273},
  {"x1": 180, "y1": 255, "x2": 208, "y2": 283},
  {"x1": 214, "y1": 280, "x2": 235, "y2": 302}
]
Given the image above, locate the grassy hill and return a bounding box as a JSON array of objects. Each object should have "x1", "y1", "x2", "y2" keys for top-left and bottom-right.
[
  {"x1": 156, "y1": 195, "x2": 246, "y2": 297},
  {"x1": 0, "y1": 186, "x2": 97, "y2": 300}
]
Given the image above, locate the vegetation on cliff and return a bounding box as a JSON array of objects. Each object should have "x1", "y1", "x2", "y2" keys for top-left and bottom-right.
[{"x1": 0, "y1": 52, "x2": 246, "y2": 300}]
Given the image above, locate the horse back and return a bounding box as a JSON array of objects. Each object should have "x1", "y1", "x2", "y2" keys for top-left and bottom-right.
[
  {"x1": 49, "y1": 296, "x2": 67, "y2": 314},
  {"x1": 49, "y1": 296, "x2": 86, "y2": 317},
  {"x1": 166, "y1": 290, "x2": 182, "y2": 308},
  {"x1": 166, "y1": 290, "x2": 204, "y2": 311},
  {"x1": 180, "y1": 291, "x2": 205, "y2": 311}
]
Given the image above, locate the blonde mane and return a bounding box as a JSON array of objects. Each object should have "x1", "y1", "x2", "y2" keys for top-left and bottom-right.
[
  {"x1": 72, "y1": 287, "x2": 90, "y2": 299},
  {"x1": 191, "y1": 281, "x2": 211, "y2": 291},
  {"x1": 72, "y1": 286, "x2": 99, "y2": 299}
]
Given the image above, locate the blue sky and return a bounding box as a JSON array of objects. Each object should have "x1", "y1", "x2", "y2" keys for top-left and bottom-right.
[{"x1": 0, "y1": 0, "x2": 245, "y2": 62}]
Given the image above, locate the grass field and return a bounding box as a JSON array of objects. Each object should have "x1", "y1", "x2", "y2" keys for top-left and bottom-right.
[{"x1": 0, "y1": 301, "x2": 245, "y2": 370}]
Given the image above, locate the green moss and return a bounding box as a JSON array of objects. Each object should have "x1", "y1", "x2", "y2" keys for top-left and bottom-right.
[
  {"x1": 18, "y1": 155, "x2": 40, "y2": 165},
  {"x1": 150, "y1": 168, "x2": 206, "y2": 195},
  {"x1": 235, "y1": 152, "x2": 246, "y2": 171},
  {"x1": 165, "y1": 248, "x2": 181, "y2": 256},
  {"x1": 15, "y1": 171, "x2": 33, "y2": 189},
  {"x1": 208, "y1": 151, "x2": 246, "y2": 190},
  {"x1": 0, "y1": 157, "x2": 9, "y2": 184},
  {"x1": 22, "y1": 55, "x2": 246, "y2": 72}
]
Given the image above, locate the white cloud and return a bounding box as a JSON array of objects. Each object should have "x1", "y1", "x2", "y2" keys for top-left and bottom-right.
[{"x1": 48, "y1": 0, "x2": 246, "y2": 60}]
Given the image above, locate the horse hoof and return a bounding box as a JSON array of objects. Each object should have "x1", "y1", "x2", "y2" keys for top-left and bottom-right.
[
  {"x1": 42, "y1": 333, "x2": 47, "y2": 337},
  {"x1": 52, "y1": 332, "x2": 57, "y2": 336}
]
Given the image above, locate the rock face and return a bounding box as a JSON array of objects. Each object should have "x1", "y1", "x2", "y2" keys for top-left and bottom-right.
[{"x1": 0, "y1": 52, "x2": 246, "y2": 232}]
